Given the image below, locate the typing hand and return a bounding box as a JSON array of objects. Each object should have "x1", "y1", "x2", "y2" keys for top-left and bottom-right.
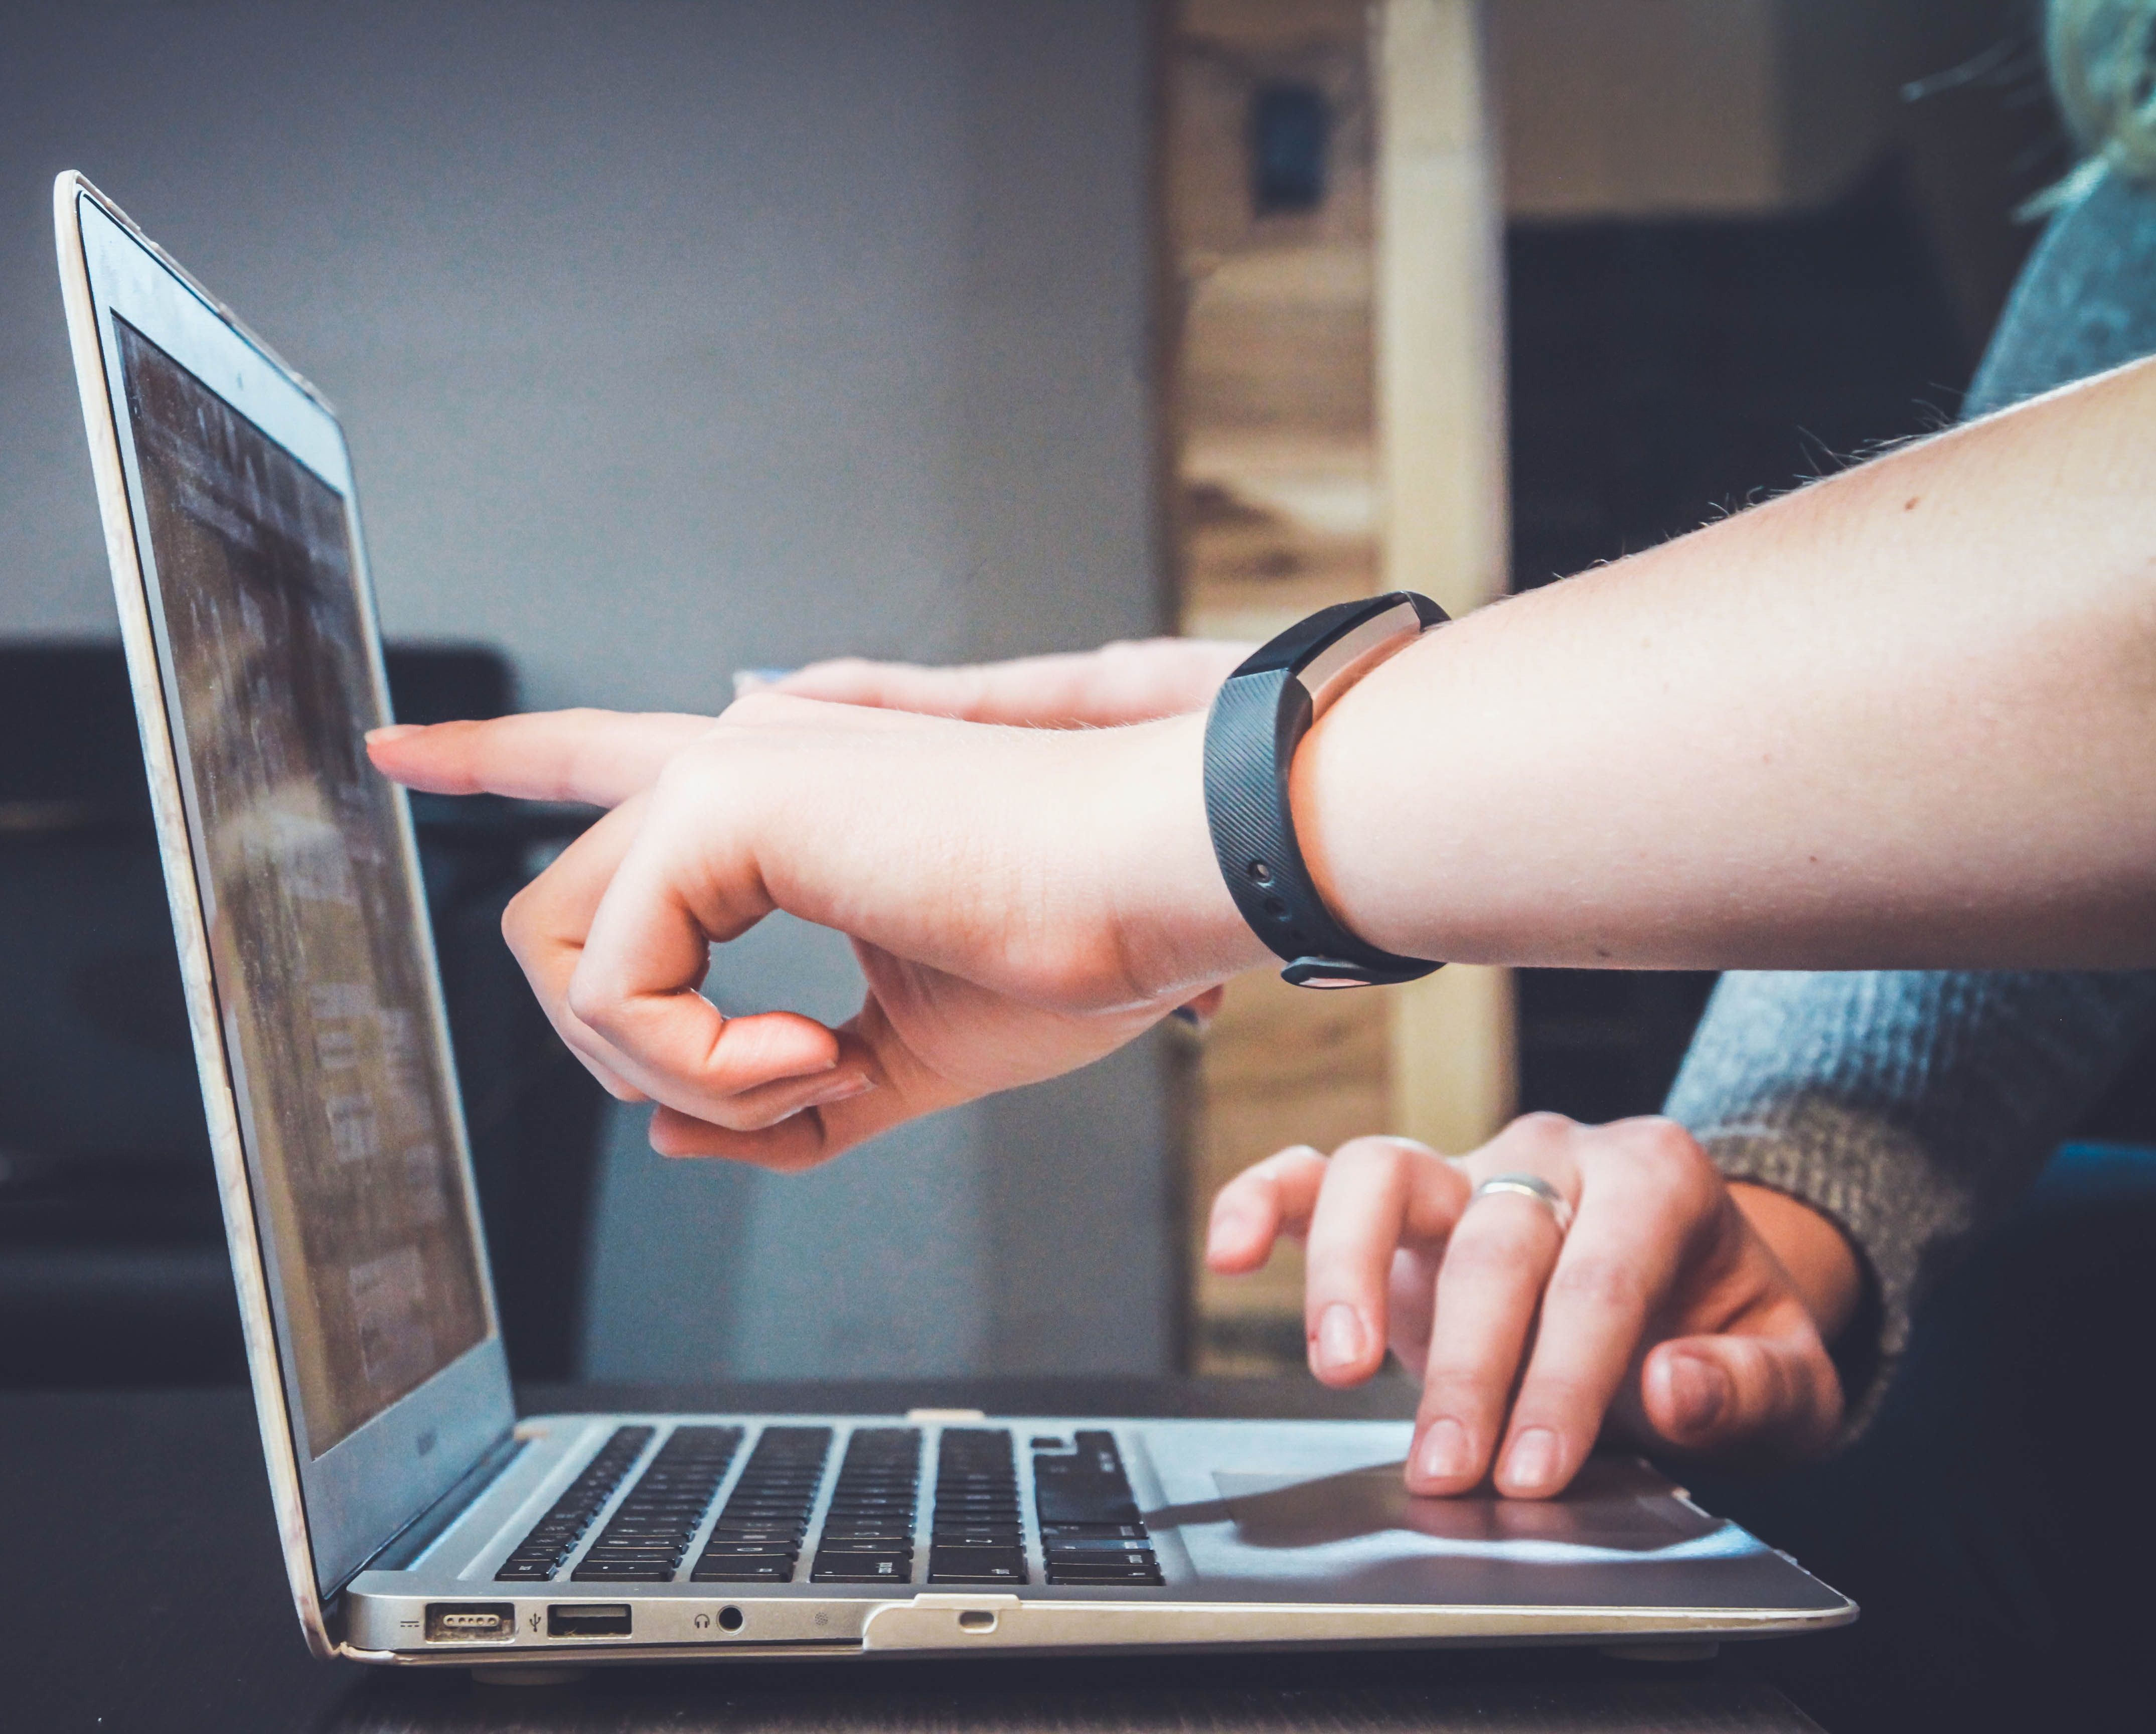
[
  {"x1": 758, "y1": 638, "x2": 1253, "y2": 729},
  {"x1": 368, "y1": 698, "x2": 1262, "y2": 1169},
  {"x1": 1206, "y1": 1114, "x2": 1858, "y2": 1498}
]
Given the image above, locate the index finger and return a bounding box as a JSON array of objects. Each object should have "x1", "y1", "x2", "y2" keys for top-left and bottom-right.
[{"x1": 367, "y1": 709, "x2": 716, "y2": 807}]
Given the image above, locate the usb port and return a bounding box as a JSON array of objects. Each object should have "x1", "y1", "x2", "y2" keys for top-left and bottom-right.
[
  {"x1": 424, "y1": 1602, "x2": 515, "y2": 1642},
  {"x1": 548, "y1": 1603, "x2": 633, "y2": 1639}
]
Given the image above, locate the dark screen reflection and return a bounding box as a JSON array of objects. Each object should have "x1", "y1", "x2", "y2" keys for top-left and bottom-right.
[{"x1": 119, "y1": 322, "x2": 488, "y2": 1455}]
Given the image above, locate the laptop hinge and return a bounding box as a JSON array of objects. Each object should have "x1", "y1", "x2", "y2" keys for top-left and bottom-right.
[{"x1": 355, "y1": 1429, "x2": 526, "y2": 1579}]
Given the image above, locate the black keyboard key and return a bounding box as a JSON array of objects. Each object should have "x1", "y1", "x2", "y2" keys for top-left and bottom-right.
[
  {"x1": 1040, "y1": 1522, "x2": 1149, "y2": 1541},
  {"x1": 572, "y1": 1562, "x2": 674, "y2": 1581},
  {"x1": 929, "y1": 1545, "x2": 1027, "y2": 1584},
  {"x1": 811, "y1": 1549, "x2": 912, "y2": 1582},
  {"x1": 691, "y1": 1556, "x2": 794, "y2": 1583},
  {"x1": 1034, "y1": 1471, "x2": 1141, "y2": 1525},
  {"x1": 1047, "y1": 1547, "x2": 1156, "y2": 1569},
  {"x1": 1047, "y1": 1561, "x2": 1164, "y2": 1585},
  {"x1": 1032, "y1": 1430, "x2": 1143, "y2": 1525}
]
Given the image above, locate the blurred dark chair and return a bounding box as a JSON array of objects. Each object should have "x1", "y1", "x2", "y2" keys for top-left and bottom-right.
[{"x1": 0, "y1": 641, "x2": 605, "y2": 1386}]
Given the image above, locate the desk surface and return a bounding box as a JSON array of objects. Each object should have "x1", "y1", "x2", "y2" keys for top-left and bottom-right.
[{"x1": 0, "y1": 1380, "x2": 1825, "y2": 1734}]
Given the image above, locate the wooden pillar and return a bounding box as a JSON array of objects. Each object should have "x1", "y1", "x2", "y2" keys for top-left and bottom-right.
[
  {"x1": 1376, "y1": 0, "x2": 1515, "y2": 1159},
  {"x1": 1162, "y1": 0, "x2": 1513, "y2": 1370}
]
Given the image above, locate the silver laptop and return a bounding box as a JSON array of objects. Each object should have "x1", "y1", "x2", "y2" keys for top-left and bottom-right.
[{"x1": 53, "y1": 171, "x2": 1854, "y2": 1669}]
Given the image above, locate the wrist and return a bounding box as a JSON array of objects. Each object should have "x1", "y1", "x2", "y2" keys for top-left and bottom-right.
[
  {"x1": 1285, "y1": 630, "x2": 1452, "y2": 961},
  {"x1": 1730, "y1": 1181, "x2": 1863, "y2": 1343},
  {"x1": 1089, "y1": 712, "x2": 1270, "y2": 1000}
]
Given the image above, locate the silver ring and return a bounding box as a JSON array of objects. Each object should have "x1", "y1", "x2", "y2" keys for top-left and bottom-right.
[{"x1": 1470, "y1": 1172, "x2": 1575, "y2": 1235}]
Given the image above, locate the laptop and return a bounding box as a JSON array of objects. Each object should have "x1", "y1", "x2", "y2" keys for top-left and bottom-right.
[{"x1": 52, "y1": 171, "x2": 1854, "y2": 1669}]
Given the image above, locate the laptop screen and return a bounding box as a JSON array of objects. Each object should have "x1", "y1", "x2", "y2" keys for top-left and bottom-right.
[{"x1": 117, "y1": 319, "x2": 490, "y2": 1458}]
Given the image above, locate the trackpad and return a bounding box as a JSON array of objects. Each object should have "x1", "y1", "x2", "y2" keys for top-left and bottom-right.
[
  {"x1": 1212, "y1": 1459, "x2": 1702, "y2": 1552},
  {"x1": 1149, "y1": 1455, "x2": 1753, "y2": 1590}
]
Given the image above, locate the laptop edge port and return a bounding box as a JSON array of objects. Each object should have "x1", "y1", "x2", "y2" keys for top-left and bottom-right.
[
  {"x1": 424, "y1": 1602, "x2": 515, "y2": 1642},
  {"x1": 548, "y1": 1603, "x2": 633, "y2": 1639}
]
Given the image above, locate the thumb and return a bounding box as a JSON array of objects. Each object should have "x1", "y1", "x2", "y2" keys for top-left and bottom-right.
[{"x1": 1639, "y1": 1329, "x2": 1842, "y2": 1461}]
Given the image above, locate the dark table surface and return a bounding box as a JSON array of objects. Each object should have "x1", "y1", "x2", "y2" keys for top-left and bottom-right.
[{"x1": 0, "y1": 1379, "x2": 1827, "y2": 1734}]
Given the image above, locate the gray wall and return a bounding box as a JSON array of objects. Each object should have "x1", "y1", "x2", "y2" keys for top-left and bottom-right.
[{"x1": 1, "y1": 0, "x2": 1177, "y2": 1378}]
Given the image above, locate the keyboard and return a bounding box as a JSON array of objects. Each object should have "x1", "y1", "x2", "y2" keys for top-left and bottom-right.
[{"x1": 495, "y1": 1421, "x2": 1163, "y2": 1587}]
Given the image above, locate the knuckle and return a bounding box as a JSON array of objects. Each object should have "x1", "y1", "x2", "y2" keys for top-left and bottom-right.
[
  {"x1": 1623, "y1": 1115, "x2": 1710, "y2": 1174},
  {"x1": 500, "y1": 887, "x2": 537, "y2": 953},
  {"x1": 1604, "y1": 1116, "x2": 1720, "y2": 1212},
  {"x1": 563, "y1": 972, "x2": 617, "y2": 1031},
  {"x1": 1439, "y1": 1224, "x2": 1543, "y2": 1283},
  {"x1": 1509, "y1": 1110, "x2": 1578, "y2": 1146},
  {"x1": 1548, "y1": 1253, "x2": 1646, "y2": 1317},
  {"x1": 1326, "y1": 1135, "x2": 1407, "y2": 1180}
]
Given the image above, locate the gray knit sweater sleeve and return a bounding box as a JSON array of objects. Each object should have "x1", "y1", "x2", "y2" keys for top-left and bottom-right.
[
  {"x1": 1665, "y1": 167, "x2": 2156, "y2": 1428},
  {"x1": 1667, "y1": 972, "x2": 2156, "y2": 1418}
]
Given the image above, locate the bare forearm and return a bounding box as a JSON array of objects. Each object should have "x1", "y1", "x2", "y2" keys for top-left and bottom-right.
[{"x1": 1298, "y1": 354, "x2": 2156, "y2": 969}]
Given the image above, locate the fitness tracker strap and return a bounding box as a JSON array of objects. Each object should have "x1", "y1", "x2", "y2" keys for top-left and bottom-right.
[{"x1": 1202, "y1": 592, "x2": 1448, "y2": 989}]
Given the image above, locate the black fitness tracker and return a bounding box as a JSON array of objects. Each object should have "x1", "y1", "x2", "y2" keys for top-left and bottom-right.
[{"x1": 1202, "y1": 591, "x2": 1448, "y2": 989}]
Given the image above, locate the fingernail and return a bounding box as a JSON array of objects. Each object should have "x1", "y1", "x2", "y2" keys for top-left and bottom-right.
[
  {"x1": 1666, "y1": 1352, "x2": 1730, "y2": 1434},
  {"x1": 1502, "y1": 1427, "x2": 1560, "y2": 1493},
  {"x1": 805, "y1": 1075, "x2": 875, "y2": 1109},
  {"x1": 365, "y1": 724, "x2": 422, "y2": 745},
  {"x1": 1415, "y1": 1417, "x2": 1472, "y2": 1483},
  {"x1": 1314, "y1": 1303, "x2": 1366, "y2": 1374}
]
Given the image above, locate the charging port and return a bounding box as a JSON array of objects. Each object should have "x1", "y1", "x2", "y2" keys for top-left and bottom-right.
[
  {"x1": 548, "y1": 1604, "x2": 633, "y2": 1639},
  {"x1": 424, "y1": 1603, "x2": 515, "y2": 1643}
]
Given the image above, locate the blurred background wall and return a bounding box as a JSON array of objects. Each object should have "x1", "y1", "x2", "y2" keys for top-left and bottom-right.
[
  {"x1": 0, "y1": 0, "x2": 1179, "y2": 1383},
  {"x1": 1, "y1": 0, "x2": 2087, "y2": 1392}
]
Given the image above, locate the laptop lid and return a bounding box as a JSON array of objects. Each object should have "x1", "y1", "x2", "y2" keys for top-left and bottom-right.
[{"x1": 53, "y1": 175, "x2": 515, "y2": 1649}]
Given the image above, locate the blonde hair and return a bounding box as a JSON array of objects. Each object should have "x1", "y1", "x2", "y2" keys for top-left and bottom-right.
[{"x1": 2050, "y1": 0, "x2": 2156, "y2": 187}]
